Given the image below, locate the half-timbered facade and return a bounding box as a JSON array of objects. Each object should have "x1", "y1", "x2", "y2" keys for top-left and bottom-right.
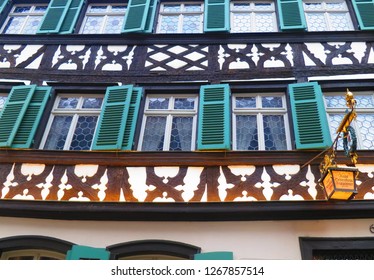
[{"x1": 0, "y1": 0, "x2": 374, "y2": 260}]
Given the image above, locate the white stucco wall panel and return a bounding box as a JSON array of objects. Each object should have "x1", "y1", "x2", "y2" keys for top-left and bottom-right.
[{"x1": 1, "y1": 217, "x2": 373, "y2": 260}]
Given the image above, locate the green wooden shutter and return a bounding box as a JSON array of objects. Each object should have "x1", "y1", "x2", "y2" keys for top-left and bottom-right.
[
  {"x1": 66, "y1": 245, "x2": 110, "y2": 260},
  {"x1": 0, "y1": 85, "x2": 36, "y2": 148},
  {"x1": 122, "y1": 87, "x2": 142, "y2": 150},
  {"x1": 277, "y1": 0, "x2": 306, "y2": 30},
  {"x1": 194, "y1": 251, "x2": 234, "y2": 260},
  {"x1": 92, "y1": 85, "x2": 133, "y2": 150},
  {"x1": 143, "y1": 0, "x2": 158, "y2": 33},
  {"x1": 0, "y1": 0, "x2": 9, "y2": 14},
  {"x1": 37, "y1": 0, "x2": 72, "y2": 34},
  {"x1": 288, "y1": 82, "x2": 332, "y2": 149},
  {"x1": 59, "y1": 0, "x2": 85, "y2": 34},
  {"x1": 352, "y1": 0, "x2": 374, "y2": 30},
  {"x1": 204, "y1": 0, "x2": 230, "y2": 32},
  {"x1": 12, "y1": 87, "x2": 51, "y2": 148},
  {"x1": 197, "y1": 84, "x2": 231, "y2": 150},
  {"x1": 122, "y1": 0, "x2": 151, "y2": 33}
]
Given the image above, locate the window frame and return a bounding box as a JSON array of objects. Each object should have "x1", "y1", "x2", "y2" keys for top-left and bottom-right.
[
  {"x1": 300, "y1": 237, "x2": 374, "y2": 259},
  {"x1": 0, "y1": 3, "x2": 48, "y2": 34},
  {"x1": 232, "y1": 92, "x2": 292, "y2": 151},
  {"x1": 230, "y1": 0, "x2": 278, "y2": 33},
  {"x1": 2, "y1": 249, "x2": 65, "y2": 260},
  {"x1": 137, "y1": 94, "x2": 198, "y2": 151},
  {"x1": 324, "y1": 91, "x2": 374, "y2": 150},
  {"x1": 39, "y1": 94, "x2": 104, "y2": 151},
  {"x1": 156, "y1": 2, "x2": 204, "y2": 34},
  {"x1": 0, "y1": 92, "x2": 8, "y2": 111},
  {"x1": 303, "y1": 0, "x2": 354, "y2": 31},
  {"x1": 79, "y1": 3, "x2": 127, "y2": 34}
]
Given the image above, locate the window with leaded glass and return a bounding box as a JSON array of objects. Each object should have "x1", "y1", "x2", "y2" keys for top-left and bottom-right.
[
  {"x1": 230, "y1": 1, "x2": 278, "y2": 32},
  {"x1": 303, "y1": 0, "x2": 354, "y2": 31},
  {"x1": 138, "y1": 95, "x2": 198, "y2": 151},
  {"x1": 156, "y1": 2, "x2": 204, "y2": 33},
  {"x1": 325, "y1": 92, "x2": 374, "y2": 150},
  {"x1": 1, "y1": 249, "x2": 64, "y2": 260},
  {"x1": 233, "y1": 94, "x2": 291, "y2": 150},
  {"x1": 40, "y1": 95, "x2": 104, "y2": 151},
  {"x1": 0, "y1": 94, "x2": 7, "y2": 111},
  {"x1": 80, "y1": 4, "x2": 127, "y2": 34},
  {"x1": 1, "y1": 4, "x2": 48, "y2": 34}
]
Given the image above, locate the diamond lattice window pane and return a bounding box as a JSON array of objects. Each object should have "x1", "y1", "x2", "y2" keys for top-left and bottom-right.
[
  {"x1": 263, "y1": 115, "x2": 287, "y2": 150},
  {"x1": 0, "y1": 96, "x2": 7, "y2": 110},
  {"x1": 58, "y1": 97, "x2": 79, "y2": 109},
  {"x1": 44, "y1": 116, "x2": 73, "y2": 150},
  {"x1": 69, "y1": 116, "x2": 98, "y2": 150},
  {"x1": 236, "y1": 115, "x2": 259, "y2": 150},
  {"x1": 169, "y1": 117, "x2": 193, "y2": 151},
  {"x1": 174, "y1": 98, "x2": 195, "y2": 110},
  {"x1": 183, "y1": 15, "x2": 201, "y2": 33},
  {"x1": 356, "y1": 114, "x2": 374, "y2": 149},
  {"x1": 141, "y1": 116, "x2": 167, "y2": 151}
]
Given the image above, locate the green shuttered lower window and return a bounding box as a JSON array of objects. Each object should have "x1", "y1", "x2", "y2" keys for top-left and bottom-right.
[
  {"x1": 66, "y1": 245, "x2": 110, "y2": 260},
  {"x1": 198, "y1": 84, "x2": 231, "y2": 150},
  {"x1": 0, "y1": 85, "x2": 50, "y2": 148},
  {"x1": 194, "y1": 251, "x2": 234, "y2": 260},
  {"x1": 288, "y1": 82, "x2": 332, "y2": 149},
  {"x1": 204, "y1": 0, "x2": 230, "y2": 32},
  {"x1": 352, "y1": 0, "x2": 374, "y2": 30},
  {"x1": 277, "y1": 0, "x2": 306, "y2": 30}
]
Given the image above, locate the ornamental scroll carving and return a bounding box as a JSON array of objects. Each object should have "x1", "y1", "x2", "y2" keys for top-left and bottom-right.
[{"x1": 1, "y1": 163, "x2": 374, "y2": 203}]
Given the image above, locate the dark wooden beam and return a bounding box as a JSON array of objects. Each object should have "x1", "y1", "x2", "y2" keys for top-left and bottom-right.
[{"x1": 0, "y1": 199, "x2": 374, "y2": 221}]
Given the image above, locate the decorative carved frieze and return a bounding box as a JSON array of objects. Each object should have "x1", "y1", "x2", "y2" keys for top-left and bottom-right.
[
  {"x1": 1, "y1": 163, "x2": 374, "y2": 203},
  {"x1": 1, "y1": 41, "x2": 373, "y2": 77}
]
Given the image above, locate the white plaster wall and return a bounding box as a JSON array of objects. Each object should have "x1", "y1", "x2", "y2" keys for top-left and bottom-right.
[{"x1": 1, "y1": 217, "x2": 374, "y2": 260}]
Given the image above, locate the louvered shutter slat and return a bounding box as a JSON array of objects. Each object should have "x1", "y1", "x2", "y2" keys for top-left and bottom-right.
[
  {"x1": 122, "y1": 87, "x2": 142, "y2": 150},
  {"x1": 204, "y1": 0, "x2": 229, "y2": 32},
  {"x1": 92, "y1": 85, "x2": 133, "y2": 150},
  {"x1": 12, "y1": 87, "x2": 51, "y2": 148},
  {"x1": 59, "y1": 0, "x2": 85, "y2": 34},
  {"x1": 0, "y1": 0, "x2": 9, "y2": 14},
  {"x1": 122, "y1": 0, "x2": 151, "y2": 33},
  {"x1": 352, "y1": 0, "x2": 374, "y2": 30},
  {"x1": 197, "y1": 84, "x2": 231, "y2": 150},
  {"x1": 288, "y1": 82, "x2": 332, "y2": 149},
  {"x1": 143, "y1": 0, "x2": 158, "y2": 33},
  {"x1": 0, "y1": 85, "x2": 36, "y2": 147},
  {"x1": 277, "y1": 0, "x2": 306, "y2": 30},
  {"x1": 37, "y1": 0, "x2": 72, "y2": 34}
]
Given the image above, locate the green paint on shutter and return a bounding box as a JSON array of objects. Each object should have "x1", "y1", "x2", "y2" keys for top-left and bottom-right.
[
  {"x1": 12, "y1": 87, "x2": 51, "y2": 148},
  {"x1": 143, "y1": 0, "x2": 158, "y2": 33},
  {"x1": 92, "y1": 85, "x2": 133, "y2": 150},
  {"x1": 204, "y1": 0, "x2": 230, "y2": 32},
  {"x1": 37, "y1": 0, "x2": 72, "y2": 34},
  {"x1": 122, "y1": 87, "x2": 142, "y2": 150},
  {"x1": 288, "y1": 82, "x2": 332, "y2": 149},
  {"x1": 352, "y1": 0, "x2": 374, "y2": 30},
  {"x1": 59, "y1": 0, "x2": 85, "y2": 34},
  {"x1": 122, "y1": 0, "x2": 151, "y2": 33},
  {"x1": 197, "y1": 84, "x2": 231, "y2": 150},
  {"x1": 277, "y1": 0, "x2": 306, "y2": 30},
  {"x1": 194, "y1": 251, "x2": 234, "y2": 260},
  {"x1": 0, "y1": 0, "x2": 9, "y2": 14},
  {"x1": 0, "y1": 85, "x2": 36, "y2": 148},
  {"x1": 66, "y1": 245, "x2": 110, "y2": 260}
]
